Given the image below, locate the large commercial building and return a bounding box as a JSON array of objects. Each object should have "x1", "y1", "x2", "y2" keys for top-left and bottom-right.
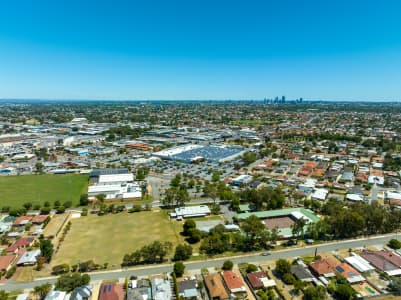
[
  {"x1": 88, "y1": 169, "x2": 141, "y2": 200},
  {"x1": 152, "y1": 144, "x2": 245, "y2": 163}
]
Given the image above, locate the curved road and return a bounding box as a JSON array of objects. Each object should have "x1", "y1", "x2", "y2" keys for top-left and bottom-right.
[{"x1": 2, "y1": 233, "x2": 399, "y2": 291}]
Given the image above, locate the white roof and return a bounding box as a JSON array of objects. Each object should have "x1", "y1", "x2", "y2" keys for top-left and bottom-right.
[
  {"x1": 386, "y1": 190, "x2": 401, "y2": 200},
  {"x1": 88, "y1": 185, "x2": 122, "y2": 193},
  {"x1": 16, "y1": 294, "x2": 29, "y2": 300},
  {"x1": 174, "y1": 205, "x2": 211, "y2": 217},
  {"x1": 368, "y1": 176, "x2": 384, "y2": 185},
  {"x1": 312, "y1": 189, "x2": 328, "y2": 201},
  {"x1": 153, "y1": 144, "x2": 202, "y2": 157},
  {"x1": 346, "y1": 194, "x2": 364, "y2": 202},
  {"x1": 17, "y1": 249, "x2": 40, "y2": 265},
  {"x1": 345, "y1": 255, "x2": 375, "y2": 272},
  {"x1": 45, "y1": 291, "x2": 67, "y2": 300},
  {"x1": 291, "y1": 211, "x2": 312, "y2": 224},
  {"x1": 260, "y1": 278, "x2": 276, "y2": 287},
  {"x1": 98, "y1": 173, "x2": 133, "y2": 183},
  {"x1": 122, "y1": 191, "x2": 142, "y2": 199}
]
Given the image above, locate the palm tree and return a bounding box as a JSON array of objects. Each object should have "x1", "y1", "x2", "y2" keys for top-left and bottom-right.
[{"x1": 34, "y1": 283, "x2": 51, "y2": 299}]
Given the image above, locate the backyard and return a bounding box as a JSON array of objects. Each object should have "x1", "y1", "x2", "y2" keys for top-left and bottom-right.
[
  {"x1": 50, "y1": 210, "x2": 184, "y2": 268},
  {"x1": 0, "y1": 174, "x2": 88, "y2": 209}
]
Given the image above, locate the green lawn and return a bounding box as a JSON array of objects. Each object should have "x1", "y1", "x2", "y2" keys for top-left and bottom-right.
[
  {"x1": 0, "y1": 174, "x2": 88, "y2": 209},
  {"x1": 51, "y1": 211, "x2": 184, "y2": 267}
]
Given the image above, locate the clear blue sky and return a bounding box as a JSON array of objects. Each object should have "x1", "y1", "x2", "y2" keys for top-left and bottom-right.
[{"x1": 1, "y1": 0, "x2": 401, "y2": 101}]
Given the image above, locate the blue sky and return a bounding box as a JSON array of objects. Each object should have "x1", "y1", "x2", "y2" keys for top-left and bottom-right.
[{"x1": 1, "y1": 0, "x2": 401, "y2": 101}]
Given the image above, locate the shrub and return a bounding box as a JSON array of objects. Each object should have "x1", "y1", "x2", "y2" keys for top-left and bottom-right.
[
  {"x1": 222, "y1": 260, "x2": 234, "y2": 271},
  {"x1": 388, "y1": 239, "x2": 401, "y2": 250}
]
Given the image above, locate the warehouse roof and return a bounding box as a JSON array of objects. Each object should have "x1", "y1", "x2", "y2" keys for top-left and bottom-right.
[{"x1": 235, "y1": 207, "x2": 319, "y2": 222}]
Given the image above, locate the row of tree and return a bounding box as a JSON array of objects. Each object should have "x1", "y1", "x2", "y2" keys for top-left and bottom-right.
[{"x1": 122, "y1": 241, "x2": 173, "y2": 266}]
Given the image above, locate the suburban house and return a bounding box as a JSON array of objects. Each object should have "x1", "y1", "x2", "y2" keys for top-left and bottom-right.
[
  {"x1": 31, "y1": 215, "x2": 49, "y2": 225},
  {"x1": 44, "y1": 291, "x2": 67, "y2": 300},
  {"x1": 6, "y1": 237, "x2": 34, "y2": 253},
  {"x1": 178, "y1": 279, "x2": 198, "y2": 299},
  {"x1": 344, "y1": 254, "x2": 375, "y2": 273},
  {"x1": 246, "y1": 271, "x2": 276, "y2": 290},
  {"x1": 70, "y1": 285, "x2": 93, "y2": 300},
  {"x1": 13, "y1": 216, "x2": 33, "y2": 227},
  {"x1": 326, "y1": 259, "x2": 365, "y2": 283},
  {"x1": 222, "y1": 271, "x2": 247, "y2": 294},
  {"x1": 309, "y1": 257, "x2": 336, "y2": 279},
  {"x1": 126, "y1": 279, "x2": 151, "y2": 300},
  {"x1": 290, "y1": 265, "x2": 315, "y2": 282},
  {"x1": 360, "y1": 250, "x2": 401, "y2": 276},
  {"x1": 204, "y1": 273, "x2": 230, "y2": 300},
  {"x1": 16, "y1": 249, "x2": 41, "y2": 266},
  {"x1": 98, "y1": 282, "x2": 125, "y2": 300},
  {"x1": 151, "y1": 277, "x2": 172, "y2": 300},
  {"x1": 0, "y1": 254, "x2": 16, "y2": 272}
]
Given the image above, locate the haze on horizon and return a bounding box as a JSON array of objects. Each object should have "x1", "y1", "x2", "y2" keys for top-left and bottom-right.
[{"x1": 1, "y1": 0, "x2": 401, "y2": 101}]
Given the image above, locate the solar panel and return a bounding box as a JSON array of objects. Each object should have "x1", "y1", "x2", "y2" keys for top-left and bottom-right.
[{"x1": 336, "y1": 266, "x2": 344, "y2": 273}]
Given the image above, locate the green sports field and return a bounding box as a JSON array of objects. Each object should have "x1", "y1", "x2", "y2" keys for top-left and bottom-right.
[
  {"x1": 51, "y1": 211, "x2": 184, "y2": 267},
  {"x1": 0, "y1": 174, "x2": 88, "y2": 209}
]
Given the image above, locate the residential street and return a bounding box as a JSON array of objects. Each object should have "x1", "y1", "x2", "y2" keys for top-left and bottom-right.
[{"x1": 2, "y1": 233, "x2": 398, "y2": 292}]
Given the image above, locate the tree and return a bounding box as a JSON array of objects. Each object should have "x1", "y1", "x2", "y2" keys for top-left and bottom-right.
[
  {"x1": 55, "y1": 273, "x2": 91, "y2": 292},
  {"x1": 241, "y1": 215, "x2": 270, "y2": 250},
  {"x1": 39, "y1": 237, "x2": 54, "y2": 262},
  {"x1": 212, "y1": 171, "x2": 221, "y2": 182},
  {"x1": 292, "y1": 218, "x2": 307, "y2": 240},
  {"x1": 33, "y1": 283, "x2": 52, "y2": 300},
  {"x1": 246, "y1": 264, "x2": 258, "y2": 273},
  {"x1": 173, "y1": 261, "x2": 185, "y2": 277},
  {"x1": 334, "y1": 284, "x2": 356, "y2": 300},
  {"x1": 171, "y1": 174, "x2": 181, "y2": 187},
  {"x1": 80, "y1": 194, "x2": 89, "y2": 206},
  {"x1": 183, "y1": 219, "x2": 196, "y2": 236},
  {"x1": 203, "y1": 182, "x2": 218, "y2": 204},
  {"x1": 303, "y1": 285, "x2": 327, "y2": 300},
  {"x1": 173, "y1": 244, "x2": 193, "y2": 261},
  {"x1": 222, "y1": 260, "x2": 234, "y2": 270},
  {"x1": 35, "y1": 162, "x2": 44, "y2": 173},
  {"x1": 52, "y1": 264, "x2": 70, "y2": 275},
  {"x1": 96, "y1": 193, "x2": 106, "y2": 203},
  {"x1": 388, "y1": 239, "x2": 401, "y2": 250},
  {"x1": 23, "y1": 202, "x2": 32, "y2": 210},
  {"x1": 0, "y1": 291, "x2": 8, "y2": 300},
  {"x1": 56, "y1": 206, "x2": 66, "y2": 214},
  {"x1": 275, "y1": 259, "x2": 291, "y2": 276},
  {"x1": 389, "y1": 277, "x2": 401, "y2": 295}
]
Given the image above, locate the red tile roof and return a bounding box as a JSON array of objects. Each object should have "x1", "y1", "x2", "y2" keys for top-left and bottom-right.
[
  {"x1": 222, "y1": 271, "x2": 245, "y2": 291},
  {"x1": 309, "y1": 257, "x2": 336, "y2": 276},
  {"x1": 376, "y1": 250, "x2": 401, "y2": 268},
  {"x1": 6, "y1": 237, "x2": 34, "y2": 253},
  {"x1": 0, "y1": 255, "x2": 16, "y2": 271},
  {"x1": 13, "y1": 216, "x2": 33, "y2": 226},
  {"x1": 99, "y1": 282, "x2": 124, "y2": 300},
  {"x1": 31, "y1": 215, "x2": 48, "y2": 224},
  {"x1": 246, "y1": 271, "x2": 267, "y2": 289}
]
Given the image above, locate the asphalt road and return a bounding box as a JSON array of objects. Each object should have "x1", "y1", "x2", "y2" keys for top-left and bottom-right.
[{"x1": 2, "y1": 233, "x2": 399, "y2": 292}]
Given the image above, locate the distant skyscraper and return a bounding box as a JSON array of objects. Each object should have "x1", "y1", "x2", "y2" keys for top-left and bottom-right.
[{"x1": 282, "y1": 96, "x2": 286, "y2": 104}]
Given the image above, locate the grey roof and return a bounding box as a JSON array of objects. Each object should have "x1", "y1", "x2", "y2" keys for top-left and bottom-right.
[
  {"x1": 178, "y1": 279, "x2": 197, "y2": 294},
  {"x1": 90, "y1": 168, "x2": 129, "y2": 177},
  {"x1": 17, "y1": 249, "x2": 40, "y2": 265},
  {"x1": 70, "y1": 286, "x2": 92, "y2": 300},
  {"x1": 291, "y1": 264, "x2": 315, "y2": 281}
]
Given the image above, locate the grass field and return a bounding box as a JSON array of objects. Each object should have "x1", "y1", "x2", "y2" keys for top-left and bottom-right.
[
  {"x1": 0, "y1": 174, "x2": 88, "y2": 209},
  {"x1": 51, "y1": 211, "x2": 184, "y2": 267}
]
